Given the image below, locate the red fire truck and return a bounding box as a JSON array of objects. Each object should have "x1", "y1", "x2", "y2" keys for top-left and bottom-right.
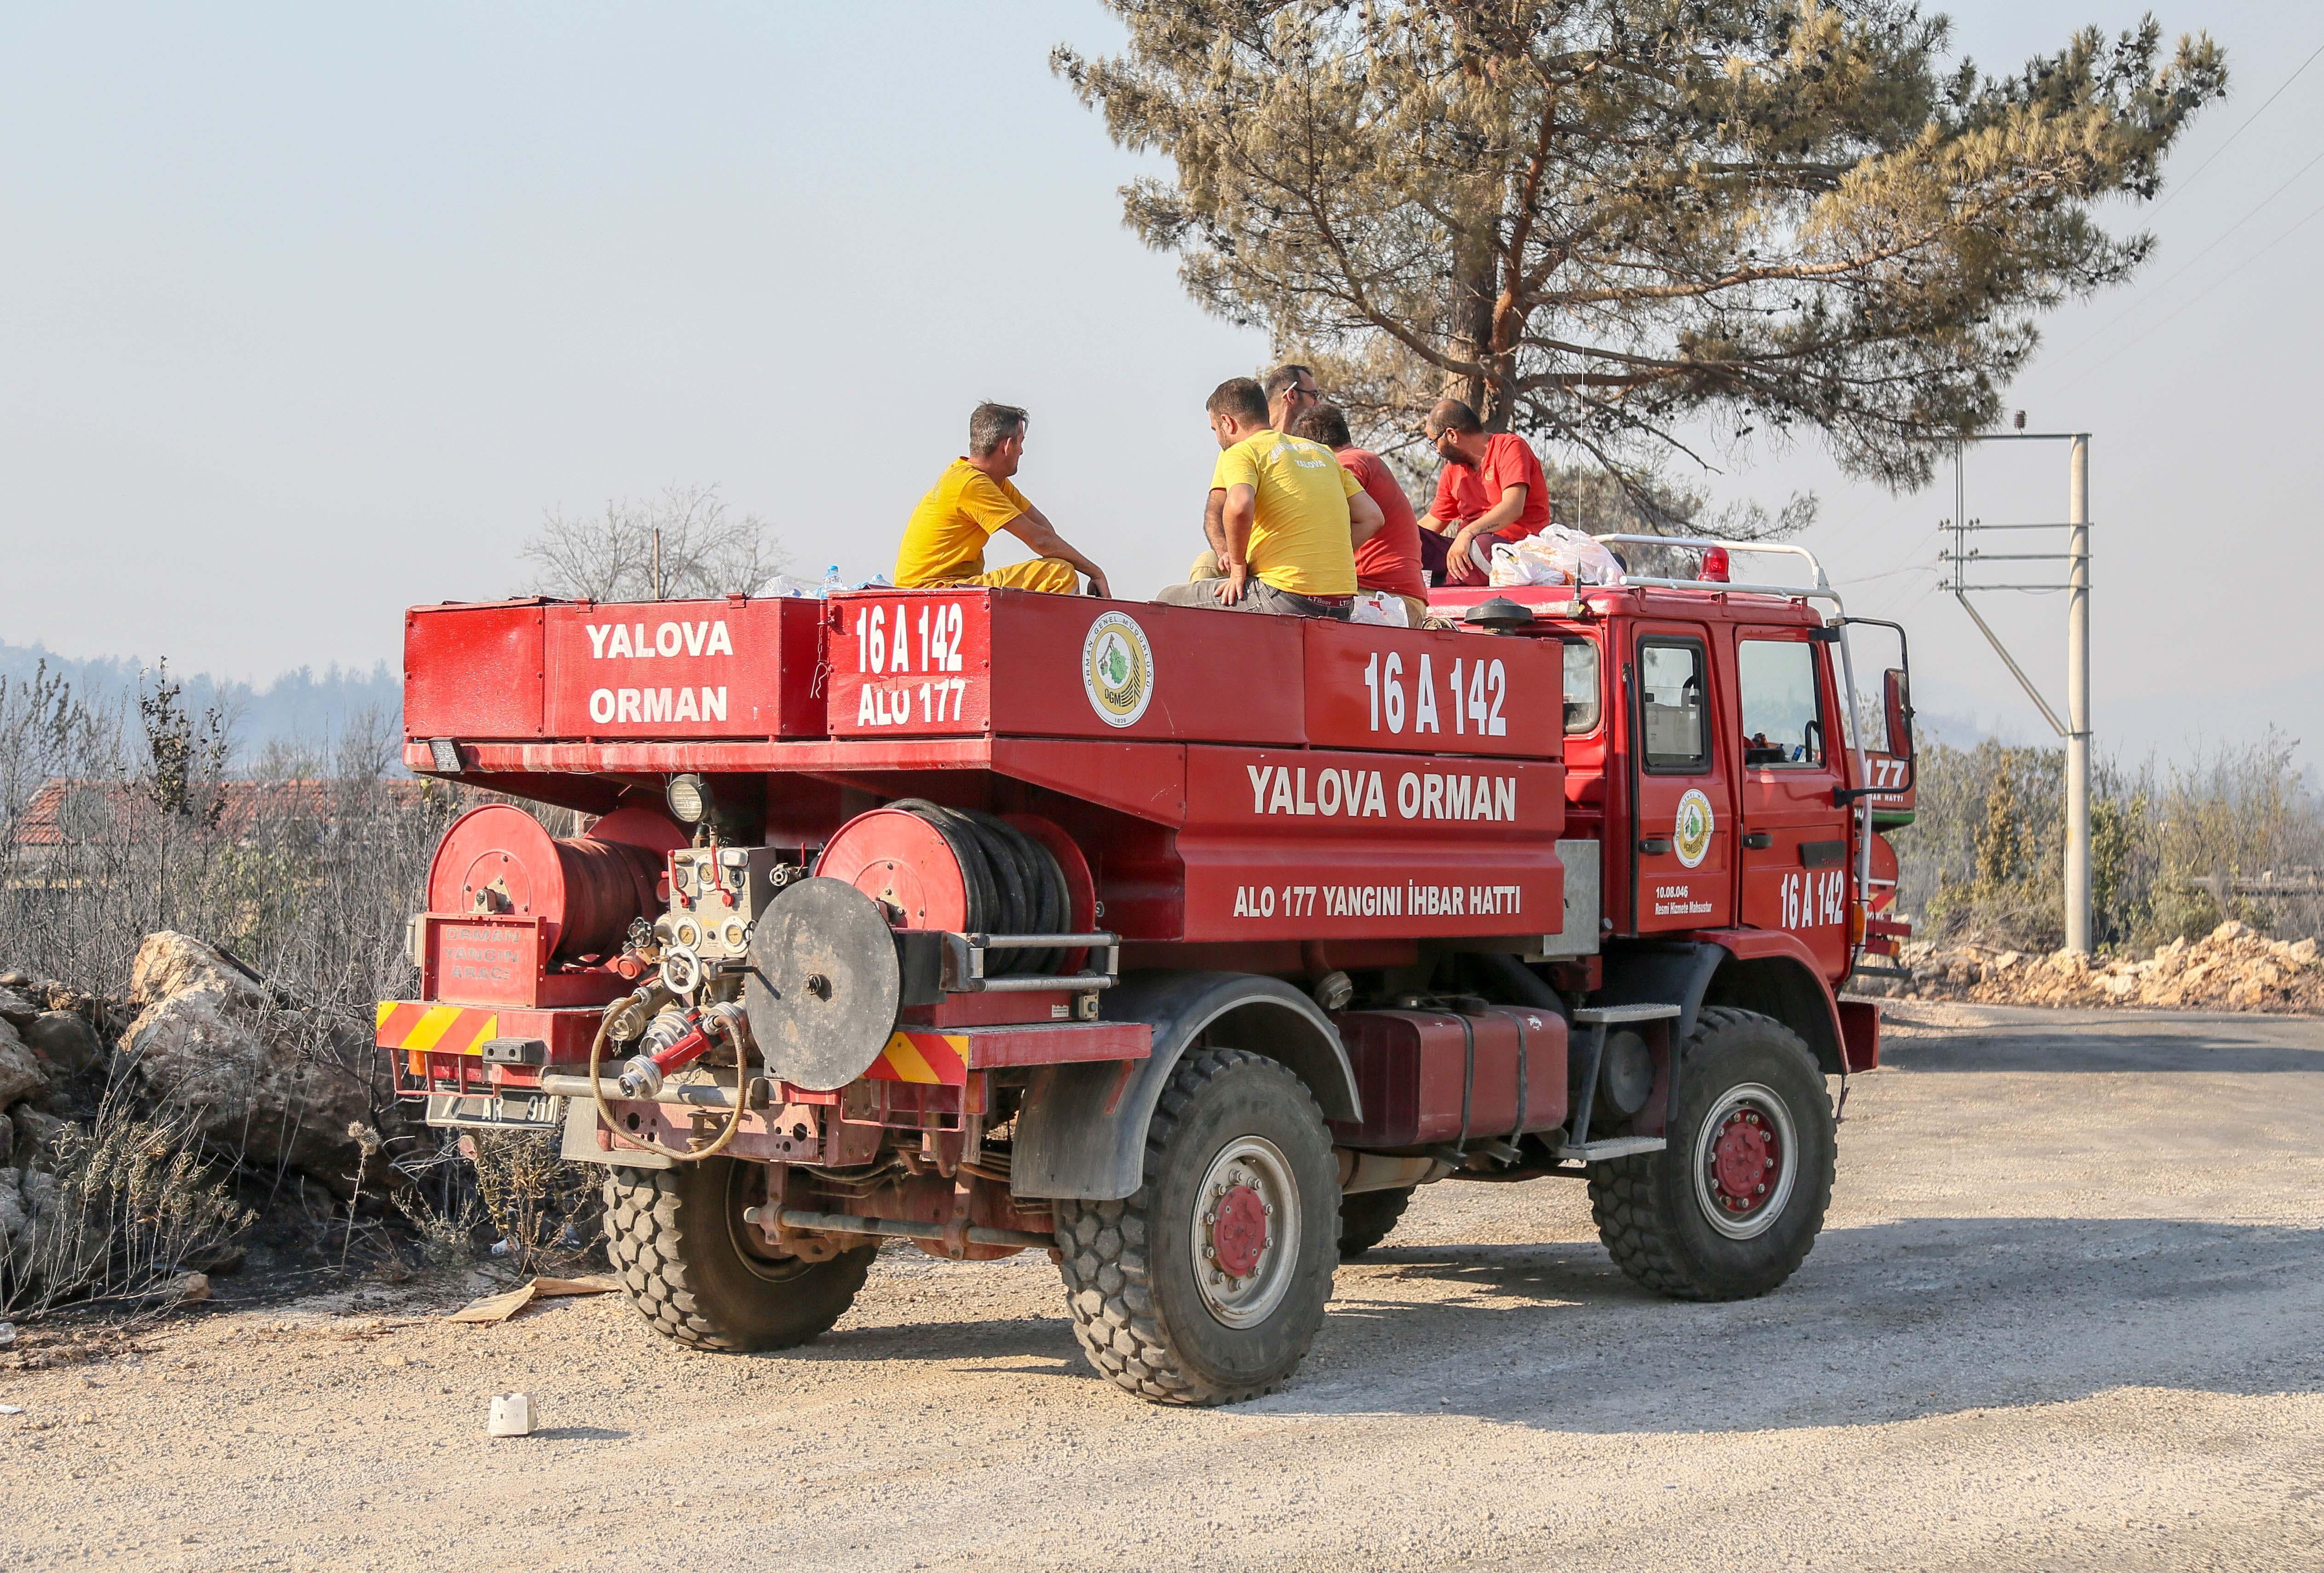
[{"x1": 380, "y1": 536, "x2": 1914, "y2": 1404}]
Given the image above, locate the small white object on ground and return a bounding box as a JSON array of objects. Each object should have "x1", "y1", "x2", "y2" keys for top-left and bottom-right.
[
  {"x1": 0, "y1": 1404, "x2": 22, "y2": 1416},
  {"x1": 0, "y1": 1321, "x2": 16, "y2": 1348},
  {"x1": 487, "y1": 1393, "x2": 535, "y2": 1437}
]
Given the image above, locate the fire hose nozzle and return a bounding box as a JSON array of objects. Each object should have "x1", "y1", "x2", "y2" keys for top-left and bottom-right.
[
  {"x1": 615, "y1": 1055, "x2": 668, "y2": 1099},
  {"x1": 612, "y1": 1001, "x2": 750, "y2": 1101}
]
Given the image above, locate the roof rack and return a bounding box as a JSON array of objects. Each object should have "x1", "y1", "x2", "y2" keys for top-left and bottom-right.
[{"x1": 1589, "y1": 534, "x2": 1831, "y2": 599}]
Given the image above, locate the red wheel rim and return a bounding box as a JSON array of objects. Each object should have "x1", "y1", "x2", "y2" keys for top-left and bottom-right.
[
  {"x1": 1210, "y1": 1184, "x2": 1267, "y2": 1279},
  {"x1": 1706, "y1": 1106, "x2": 1781, "y2": 1219}
]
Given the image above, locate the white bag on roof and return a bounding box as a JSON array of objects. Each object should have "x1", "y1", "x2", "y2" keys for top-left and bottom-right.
[
  {"x1": 1488, "y1": 539, "x2": 1571, "y2": 588},
  {"x1": 1527, "y1": 524, "x2": 1626, "y2": 586}
]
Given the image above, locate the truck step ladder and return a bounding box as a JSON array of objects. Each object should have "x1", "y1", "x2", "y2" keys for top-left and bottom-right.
[{"x1": 1555, "y1": 1003, "x2": 1682, "y2": 1164}]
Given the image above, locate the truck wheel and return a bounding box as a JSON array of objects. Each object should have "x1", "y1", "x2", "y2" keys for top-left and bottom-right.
[
  {"x1": 1337, "y1": 1186, "x2": 1415, "y2": 1259},
  {"x1": 603, "y1": 1159, "x2": 875, "y2": 1352},
  {"x1": 1588, "y1": 1006, "x2": 1835, "y2": 1302},
  {"x1": 1054, "y1": 1047, "x2": 1340, "y2": 1405}
]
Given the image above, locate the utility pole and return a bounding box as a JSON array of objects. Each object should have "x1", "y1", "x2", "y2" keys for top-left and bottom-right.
[
  {"x1": 1943, "y1": 429, "x2": 2094, "y2": 954},
  {"x1": 2065, "y1": 436, "x2": 2091, "y2": 954}
]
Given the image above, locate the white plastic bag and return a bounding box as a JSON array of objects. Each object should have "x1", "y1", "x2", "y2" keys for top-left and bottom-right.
[
  {"x1": 1349, "y1": 590, "x2": 1411, "y2": 627},
  {"x1": 1528, "y1": 524, "x2": 1625, "y2": 586},
  {"x1": 754, "y1": 574, "x2": 824, "y2": 598},
  {"x1": 1487, "y1": 538, "x2": 1573, "y2": 588}
]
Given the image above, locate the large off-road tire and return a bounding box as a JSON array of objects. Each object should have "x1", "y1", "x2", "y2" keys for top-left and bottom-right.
[
  {"x1": 1337, "y1": 1186, "x2": 1415, "y2": 1259},
  {"x1": 1055, "y1": 1047, "x2": 1340, "y2": 1405},
  {"x1": 603, "y1": 1158, "x2": 875, "y2": 1352},
  {"x1": 1588, "y1": 1006, "x2": 1835, "y2": 1302}
]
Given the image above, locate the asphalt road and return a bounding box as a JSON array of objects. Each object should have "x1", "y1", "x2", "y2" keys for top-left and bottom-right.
[{"x1": 4, "y1": 1000, "x2": 2320, "y2": 1572}]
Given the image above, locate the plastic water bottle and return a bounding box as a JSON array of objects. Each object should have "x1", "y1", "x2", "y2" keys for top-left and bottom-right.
[{"x1": 819, "y1": 564, "x2": 844, "y2": 598}]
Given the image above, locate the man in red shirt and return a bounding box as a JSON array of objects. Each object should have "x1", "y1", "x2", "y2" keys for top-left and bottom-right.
[
  {"x1": 1293, "y1": 403, "x2": 1429, "y2": 625},
  {"x1": 1421, "y1": 398, "x2": 1550, "y2": 586}
]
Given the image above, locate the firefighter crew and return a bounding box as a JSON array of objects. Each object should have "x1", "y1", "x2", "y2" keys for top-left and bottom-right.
[
  {"x1": 1156, "y1": 377, "x2": 1385, "y2": 619},
  {"x1": 1421, "y1": 397, "x2": 1551, "y2": 586},
  {"x1": 894, "y1": 402, "x2": 1111, "y2": 596},
  {"x1": 1293, "y1": 402, "x2": 1430, "y2": 626}
]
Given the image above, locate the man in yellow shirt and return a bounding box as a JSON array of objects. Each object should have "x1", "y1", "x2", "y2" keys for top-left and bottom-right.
[
  {"x1": 895, "y1": 403, "x2": 1110, "y2": 596},
  {"x1": 1156, "y1": 378, "x2": 1383, "y2": 618}
]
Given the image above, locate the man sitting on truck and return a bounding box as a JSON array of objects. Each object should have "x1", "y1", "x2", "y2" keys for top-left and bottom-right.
[
  {"x1": 895, "y1": 402, "x2": 1111, "y2": 596},
  {"x1": 1421, "y1": 397, "x2": 1550, "y2": 586},
  {"x1": 1195, "y1": 363, "x2": 1319, "y2": 575},
  {"x1": 1156, "y1": 378, "x2": 1384, "y2": 618},
  {"x1": 1293, "y1": 402, "x2": 1430, "y2": 626}
]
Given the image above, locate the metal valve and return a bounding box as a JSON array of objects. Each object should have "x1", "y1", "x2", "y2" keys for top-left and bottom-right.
[{"x1": 615, "y1": 1000, "x2": 748, "y2": 1099}]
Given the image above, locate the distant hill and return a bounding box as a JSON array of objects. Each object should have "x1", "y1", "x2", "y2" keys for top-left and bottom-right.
[{"x1": 0, "y1": 641, "x2": 402, "y2": 768}]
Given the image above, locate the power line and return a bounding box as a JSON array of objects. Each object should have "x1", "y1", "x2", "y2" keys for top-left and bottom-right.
[
  {"x1": 2063, "y1": 191, "x2": 2324, "y2": 386},
  {"x1": 2046, "y1": 144, "x2": 2324, "y2": 366},
  {"x1": 2149, "y1": 40, "x2": 2324, "y2": 219}
]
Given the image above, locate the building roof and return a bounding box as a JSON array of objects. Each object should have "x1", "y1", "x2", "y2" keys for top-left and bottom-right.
[{"x1": 10, "y1": 778, "x2": 432, "y2": 847}]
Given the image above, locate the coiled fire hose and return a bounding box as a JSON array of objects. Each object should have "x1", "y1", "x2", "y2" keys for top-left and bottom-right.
[
  {"x1": 884, "y1": 800, "x2": 1070, "y2": 975},
  {"x1": 587, "y1": 993, "x2": 753, "y2": 1162}
]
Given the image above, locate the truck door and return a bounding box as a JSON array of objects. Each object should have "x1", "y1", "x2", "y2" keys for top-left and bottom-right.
[
  {"x1": 1733, "y1": 627, "x2": 1850, "y2": 974},
  {"x1": 1627, "y1": 625, "x2": 1732, "y2": 931}
]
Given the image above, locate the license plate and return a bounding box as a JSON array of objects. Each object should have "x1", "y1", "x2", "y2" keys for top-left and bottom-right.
[{"x1": 426, "y1": 1091, "x2": 561, "y2": 1131}]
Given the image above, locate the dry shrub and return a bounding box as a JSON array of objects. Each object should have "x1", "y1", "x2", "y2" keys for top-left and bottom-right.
[
  {"x1": 1898, "y1": 733, "x2": 2324, "y2": 953},
  {"x1": 1, "y1": 1097, "x2": 252, "y2": 1321},
  {"x1": 472, "y1": 1129, "x2": 600, "y2": 1274},
  {"x1": 0, "y1": 663, "x2": 603, "y2": 1281},
  {"x1": 386, "y1": 1127, "x2": 600, "y2": 1279}
]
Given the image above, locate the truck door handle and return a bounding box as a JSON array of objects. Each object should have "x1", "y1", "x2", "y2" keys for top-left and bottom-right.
[
  {"x1": 1638, "y1": 837, "x2": 1672, "y2": 855},
  {"x1": 1743, "y1": 832, "x2": 1774, "y2": 850}
]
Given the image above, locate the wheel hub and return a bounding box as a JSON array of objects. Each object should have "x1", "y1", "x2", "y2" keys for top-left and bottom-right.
[
  {"x1": 1211, "y1": 1184, "x2": 1267, "y2": 1278},
  {"x1": 1189, "y1": 1137, "x2": 1300, "y2": 1329},
  {"x1": 1708, "y1": 1109, "x2": 1778, "y2": 1216}
]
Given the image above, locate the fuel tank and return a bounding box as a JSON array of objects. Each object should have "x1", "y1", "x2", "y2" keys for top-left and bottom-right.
[{"x1": 1328, "y1": 1005, "x2": 1568, "y2": 1151}]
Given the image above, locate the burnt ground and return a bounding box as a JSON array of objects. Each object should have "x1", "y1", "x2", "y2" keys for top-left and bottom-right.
[{"x1": 3, "y1": 1000, "x2": 2320, "y2": 1573}]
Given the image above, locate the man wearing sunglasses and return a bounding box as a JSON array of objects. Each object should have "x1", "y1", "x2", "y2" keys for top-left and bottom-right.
[{"x1": 1420, "y1": 398, "x2": 1550, "y2": 586}]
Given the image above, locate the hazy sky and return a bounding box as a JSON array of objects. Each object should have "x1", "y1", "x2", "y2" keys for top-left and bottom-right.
[{"x1": 3, "y1": 3, "x2": 2319, "y2": 766}]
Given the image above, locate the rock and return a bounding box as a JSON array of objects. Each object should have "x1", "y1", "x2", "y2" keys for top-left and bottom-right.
[
  {"x1": 120, "y1": 932, "x2": 401, "y2": 1198},
  {"x1": 0, "y1": 988, "x2": 39, "y2": 1030},
  {"x1": 2210, "y1": 920, "x2": 2251, "y2": 944},
  {"x1": 171, "y1": 1272, "x2": 211, "y2": 1303},
  {"x1": 2292, "y1": 938, "x2": 2319, "y2": 965},
  {"x1": 0, "y1": 971, "x2": 29, "y2": 988},
  {"x1": 24, "y1": 1013, "x2": 102, "y2": 1080},
  {"x1": 487, "y1": 1393, "x2": 536, "y2": 1437},
  {"x1": 0, "y1": 1022, "x2": 46, "y2": 1108}
]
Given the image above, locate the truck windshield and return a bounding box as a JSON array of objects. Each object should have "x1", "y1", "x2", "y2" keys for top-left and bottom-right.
[{"x1": 1562, "y1": 640, "x2": 1600, "y2": 734}]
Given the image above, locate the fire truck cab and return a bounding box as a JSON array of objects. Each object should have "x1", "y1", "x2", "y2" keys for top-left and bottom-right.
[{"x1": 382, "y1": 535, "x2": 1913, "y2": 1404}]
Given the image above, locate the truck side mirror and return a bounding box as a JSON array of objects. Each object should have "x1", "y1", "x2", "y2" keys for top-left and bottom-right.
[{"x1": 1883, "y1": 669, "x2": 1912, "y2": 759}]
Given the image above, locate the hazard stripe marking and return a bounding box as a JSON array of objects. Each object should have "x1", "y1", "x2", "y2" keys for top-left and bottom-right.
[
  {"x1": 375, "y1": 1002, "x2": 498, "y2": 1055},
  {"x1": 869, "y1": 1031, "x2": 969, "y2": 1086}
]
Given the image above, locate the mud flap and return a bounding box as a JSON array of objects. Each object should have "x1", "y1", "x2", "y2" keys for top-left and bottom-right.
[{"x1": 1012, "y1": 972, "x2": 1359, "y2": 1201}]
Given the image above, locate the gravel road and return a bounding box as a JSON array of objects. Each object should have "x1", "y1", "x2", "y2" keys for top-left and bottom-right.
[{"x1": 4, "y1": 1000, "x2": 2321, "y2": 1572}]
